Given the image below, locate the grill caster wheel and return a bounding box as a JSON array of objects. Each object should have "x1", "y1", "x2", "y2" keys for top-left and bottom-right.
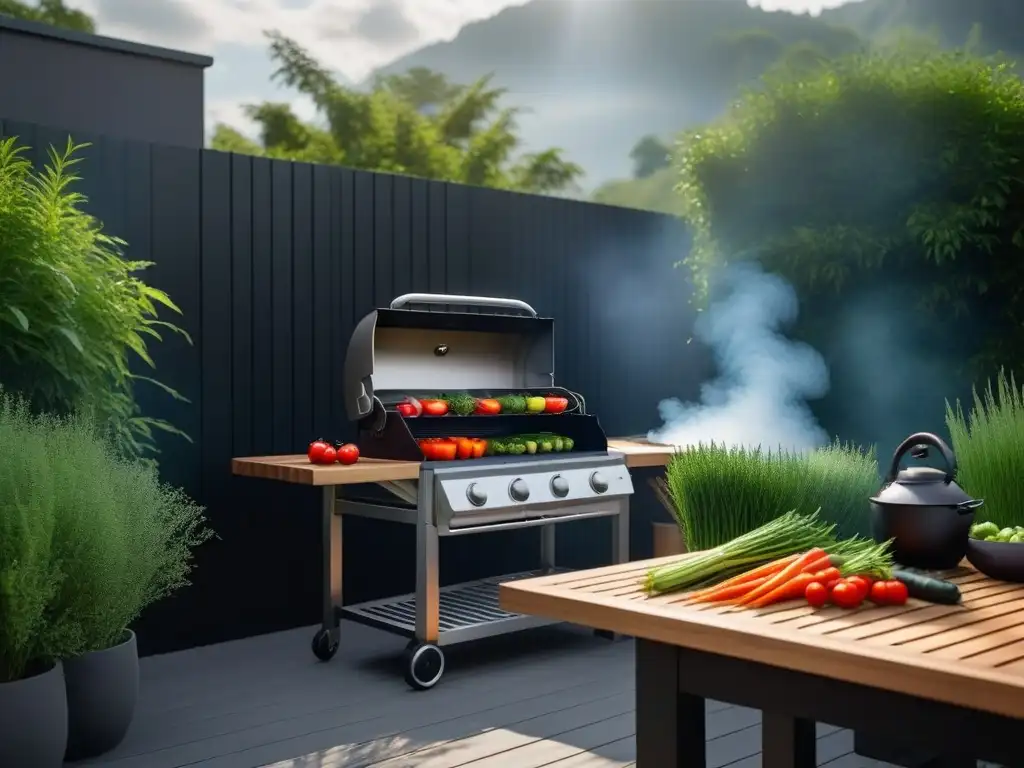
[
  {"x1": 403, "y1": 640, "x2": 445, "y2": 690},
  {"x1": 311, "y1": 629, "x2": 339, "y2": 661}
]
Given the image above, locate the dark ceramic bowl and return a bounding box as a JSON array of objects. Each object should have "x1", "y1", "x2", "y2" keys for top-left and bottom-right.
[{"x1": 965, "y1": 538, "x2": 1024, "y2": 582}]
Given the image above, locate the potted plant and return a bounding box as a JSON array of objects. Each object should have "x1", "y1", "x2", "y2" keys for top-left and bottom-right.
[
  {"x1": 0, "y1": 395, "x2": 79, "y2": 767},
  {"x1": 38, "y1": 404, "x2": 212, "y2": 761}
]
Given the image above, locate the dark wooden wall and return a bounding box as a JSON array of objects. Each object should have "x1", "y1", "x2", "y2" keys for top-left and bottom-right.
[{"x1": 0, "y1": 119, "x2": 710, "y2": 654}]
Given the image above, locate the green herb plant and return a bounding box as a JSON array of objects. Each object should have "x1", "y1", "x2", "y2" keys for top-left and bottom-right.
[
  {"x1": 0, "y1": 394, "x2": 70, "y2": 682},
  {"x1": 946, "y1": 368, "x2": 1024, "y2": 529},
  {"x1": 0, "y1": 136, "x2": 190, "y2": 458},
  {"x1": 0, "y1": 389, "x2": 213, "y2": 662},
  {"x1": 664, "y1": 441, "x2": 878, "y2": 551}
]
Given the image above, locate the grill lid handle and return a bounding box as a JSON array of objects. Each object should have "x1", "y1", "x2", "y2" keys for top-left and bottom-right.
[{"x1": 389, "y1": 293, "x2": 537, "y2": 317}]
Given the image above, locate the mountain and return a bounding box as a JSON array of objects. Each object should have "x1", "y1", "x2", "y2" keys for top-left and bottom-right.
[
  {"x1": 369, "y1": 0, "x2": 863, "y2": 188},
  {"x1": 369, "y1": 0, "x2": 1024, "y2": 195}
]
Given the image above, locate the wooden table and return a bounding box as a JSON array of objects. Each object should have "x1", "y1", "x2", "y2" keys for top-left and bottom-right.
[{"x1": 500, "y1": 557, "x2": 1024, "y2": 768}]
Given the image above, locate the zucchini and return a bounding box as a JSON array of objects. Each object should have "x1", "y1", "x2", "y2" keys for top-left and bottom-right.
[{"x1": 891, "y1": 568, "x2": 961, "y2": 605}]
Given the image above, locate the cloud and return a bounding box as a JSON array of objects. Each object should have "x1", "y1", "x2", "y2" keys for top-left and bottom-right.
[
  {"x1": 89, "y1": 0, "x2": 211, "y2": 48},
  {"x1": 350, "y1": 0, "x2": 419, "y2": 44}
]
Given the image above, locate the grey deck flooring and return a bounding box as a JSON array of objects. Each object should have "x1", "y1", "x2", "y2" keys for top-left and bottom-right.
[{"x1": 78, "y1": 621, "x2": 897, "y2": 768}]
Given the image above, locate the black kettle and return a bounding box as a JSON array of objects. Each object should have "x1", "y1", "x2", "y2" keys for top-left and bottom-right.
[{"x1": 869, "y1": 432, "x2": 984, "y2": 570}]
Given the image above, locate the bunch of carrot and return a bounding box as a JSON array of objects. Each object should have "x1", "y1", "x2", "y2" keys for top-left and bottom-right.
[{"x1": 684, "y1": 548, "x2": 842, "y2": 609}]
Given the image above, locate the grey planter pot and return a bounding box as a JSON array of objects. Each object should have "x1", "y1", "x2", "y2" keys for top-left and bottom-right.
[
  {"x1": 64, "y1": 629, "x2": 139, "y2": 761},
  {"x1": 0, "y1": 661, "x2": 69, "y2": 768}
]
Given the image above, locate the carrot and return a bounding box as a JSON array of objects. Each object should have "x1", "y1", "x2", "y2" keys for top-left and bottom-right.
[
  {"x1": 685, "y1": 555, "x2": 800, "y2": 600},
  {"x1": 746, "y1": 572, "x2": 818, "y2": 608},
  {"x1": 736, "y1": 548, "x2": 827, "y2": 607},
  {"x1": 686, "y1": 576, "x2": 770, "y2": 604}
]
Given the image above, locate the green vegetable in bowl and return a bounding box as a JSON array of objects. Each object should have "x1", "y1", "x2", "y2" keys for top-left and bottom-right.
[{"x1": 969, "y1": 521, "x2": 1024, "y2": 542}]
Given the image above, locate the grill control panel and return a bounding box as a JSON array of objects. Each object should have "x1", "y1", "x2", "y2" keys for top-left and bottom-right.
[{"x1": 435, "y1": 455, "x2": 634, "y2": 518}]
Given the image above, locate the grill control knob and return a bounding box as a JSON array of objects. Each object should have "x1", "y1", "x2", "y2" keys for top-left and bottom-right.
[
  {"x1": 550, "y1": 475, "x2": 570, "y2": 498},
  {"x1": 509, "y1": 478, "x2": 530, "y2": 502},
  {"x1": 466, "y1": 483, "x2": 487, "y2": 507},
  {"x1": 589, "y1": 471, "x2": 609, "y2": 494}
]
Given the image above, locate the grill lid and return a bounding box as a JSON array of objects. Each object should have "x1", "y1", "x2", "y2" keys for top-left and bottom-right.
[{"x1": 345, "y1": 293, "x2": 555, "y2": 421}]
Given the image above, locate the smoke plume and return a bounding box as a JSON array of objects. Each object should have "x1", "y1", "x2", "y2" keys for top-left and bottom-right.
[{"x1": 649, "y1": 262, "x2": 830, "y2": 452}]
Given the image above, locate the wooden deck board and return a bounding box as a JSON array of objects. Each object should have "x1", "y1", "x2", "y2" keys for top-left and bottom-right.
[{"x1": 80, "y1": 620, "x2": 892, "y2": 768}]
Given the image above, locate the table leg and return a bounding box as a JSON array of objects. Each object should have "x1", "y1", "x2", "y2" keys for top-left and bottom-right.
[
  {"x1": 321, "y1": 486, "x2": 342, "y2": 640},
  {"x1": 762, "y1": 711, "x2": 816, "y2": 768},
  {"x1": 636, "y1": 640, "x2": 705, "y2": 768},
  {"x1": 596, "y1": 499, "x2": 632, "y2": 641}
]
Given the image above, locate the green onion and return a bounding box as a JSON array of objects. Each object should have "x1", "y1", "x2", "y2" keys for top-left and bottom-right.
[{"x1": 645, "y1": 510, "x2": 838, "y2": 594}]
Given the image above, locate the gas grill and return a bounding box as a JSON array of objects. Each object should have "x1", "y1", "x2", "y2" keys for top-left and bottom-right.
[{"x1": 322, "y1": 293, "x2": 633, "y2": 690}]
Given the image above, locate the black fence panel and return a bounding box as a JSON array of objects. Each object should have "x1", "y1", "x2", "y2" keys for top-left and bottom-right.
[{"x1": 0, "y1": 120, "x2": 708, "y2": 654}]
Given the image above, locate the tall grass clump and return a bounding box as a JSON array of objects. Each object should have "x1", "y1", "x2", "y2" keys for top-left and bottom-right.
[
  {"x1": 0, "y1": 388, "x2": 213, "y2": 664},
  {"x1": 946, "y1": 368, "x2": 1024, "y2": 529},
  {"x1": 664, "y1": 441, "x2": 878, "y2": 551},
  {"x1": 0, "y1": 136, "x2": 189, "y2": 458}
]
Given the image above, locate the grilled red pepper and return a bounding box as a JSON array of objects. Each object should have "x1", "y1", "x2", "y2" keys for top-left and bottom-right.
[
  {"x1": 544, "y1": 396, "x2": 569, "y2": 414},
  {"x1": 474, "y1": 398, "x2": 501, "y2": 415},
  {"x1": 420, "y1": 399, "x2": 449, "y2": 416}
]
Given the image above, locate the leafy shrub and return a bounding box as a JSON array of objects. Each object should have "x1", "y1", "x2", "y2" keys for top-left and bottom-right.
[
  {"x1": 0, "y1": 137, "x2": 189, "y2": 457},
  {"x1": 674, "y1": 44, "x2": 1024, "y2": 373},
  {"x1": 665, "y1": 441, "x2": 878, "y2": 550},
  {"x1": 946, "y1": 369, "x2": 1024, "y2": 529},
  {"x1": 0, "y1": 394, "x2": 74, "y2": 681},
  {"x1": 0, "y1": 389, "x2": 212, "y2": 664}
]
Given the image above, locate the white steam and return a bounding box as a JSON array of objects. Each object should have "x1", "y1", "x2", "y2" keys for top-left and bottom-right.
[{"x1": 649, "y1": 263, "x2": 830, "y2": 452}]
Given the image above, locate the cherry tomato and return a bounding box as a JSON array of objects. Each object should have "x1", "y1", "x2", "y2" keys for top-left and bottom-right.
[
  {"x1": 885, "y1": 580, "x2": 908, "y2": 606},
  {"x1": 805, "y1": 581, "x2": 829, "y2": 608},
  {"x1": 544, "y1": 396, "x2": 569, "y2": 413},
  {"x1": 335, "y1": 443, "x2": 359, "y2": 465},
  {"x1": 869, "y1": 580, "x2": 891, "y2": 605},
  {"x1": 825, "y1": 578, "x2": 841, "y2": 591},
  {"x1": 307, "y1": 439, "x2": 331, "y2": 464},
  {"x1": 474, "y1": 399, "x2": 501, "y2": 415},
  {"x1": 397, "y1": 402, "x2": 418, "y2": 417},
  {"x1": 321, "y1": 445, "x2": 337, "y2": 464},
  {"x1": 846, "y1": 575, "x2": 872, "y2": 601},
  {"x1": 421, "y1": 399, "x2": 449, "y2": 416},
  {"x1": 831, "y1": 581, "x2": 863, "y2": 609}
]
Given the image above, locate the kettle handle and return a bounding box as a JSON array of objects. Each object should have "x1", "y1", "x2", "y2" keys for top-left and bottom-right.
[{"x1": 886, "y1": 432, "x2": 957, "y2": 485}]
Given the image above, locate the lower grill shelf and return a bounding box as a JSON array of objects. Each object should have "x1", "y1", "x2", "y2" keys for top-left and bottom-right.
[{"x1": 339, "y1": 569, "x2": 568, "y2": 646}]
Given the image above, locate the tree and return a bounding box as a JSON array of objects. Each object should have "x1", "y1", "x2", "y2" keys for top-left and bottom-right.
[
  {"x1": 675, "y1": 44, "x2": 1024, "y2": 375},
  {"x1": 629, "y1": 135, "x2": 671, "y2": 179},
  {"x1": 0, "y1": 0, "x2": 95, "y2": 33},
  {"x1": 212, "y1": 32, "x2": 583, "y2": 195}
]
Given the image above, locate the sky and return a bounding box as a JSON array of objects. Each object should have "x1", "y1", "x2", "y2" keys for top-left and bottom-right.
[{"x1": 70, "y1": 0, "x2": 857, "y2": 138}]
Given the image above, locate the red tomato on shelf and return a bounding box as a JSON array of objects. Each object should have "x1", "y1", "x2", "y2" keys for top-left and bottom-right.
[
  {"x1": 421, "y1": 399, "x2": 449, "y2": 416},
  {"x1": 335, "y1": 443, "x2": 359, "y2": 465},
  {"x1": 307, "y1": 439, "x2": 332, "y2": 464},
  {"x1": 397, "y1": 402, "x2": 418, "y2": 418},
  {"x1": 544, "y1": 396, "x2": 569, "y2": 413}
]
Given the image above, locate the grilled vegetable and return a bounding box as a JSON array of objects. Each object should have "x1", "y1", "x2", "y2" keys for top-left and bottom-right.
[
  {"x1": 524, "y1": 439, "x2": 538, "y2": 454},
  {"x1": 475, "y1": 398, "x2": 501, "y2": 415},
  {"x1": 525, "y1": 396, "x2": 546, "y2": 413},
  {"x1": 491, "y1": 440, "x2": 508, "y2": 455},
  {"x1": 891, "y1": 568, "x2": 961, "y2": 604},
  {"x1": 554, "y1": 436, "x2": 564, "y2": 452},
  {"x1": 539, "y1": 438, "x2": 554, "y2": 452},
  {"x1": 497, "y1": 394, "x2": 527, "y2": 414},
  {"x1": 544, "y1": 396, "x2": 569, "y2": 413},
  {"x1": 562, "y1": 436, "x2": 574, "y2": 451},
  {"x1": 420, "y1": 399, "x2": 449, "y2": 416},
  {"x1": 443, "y1": 393, "x2": 477, "y2": 416}
]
